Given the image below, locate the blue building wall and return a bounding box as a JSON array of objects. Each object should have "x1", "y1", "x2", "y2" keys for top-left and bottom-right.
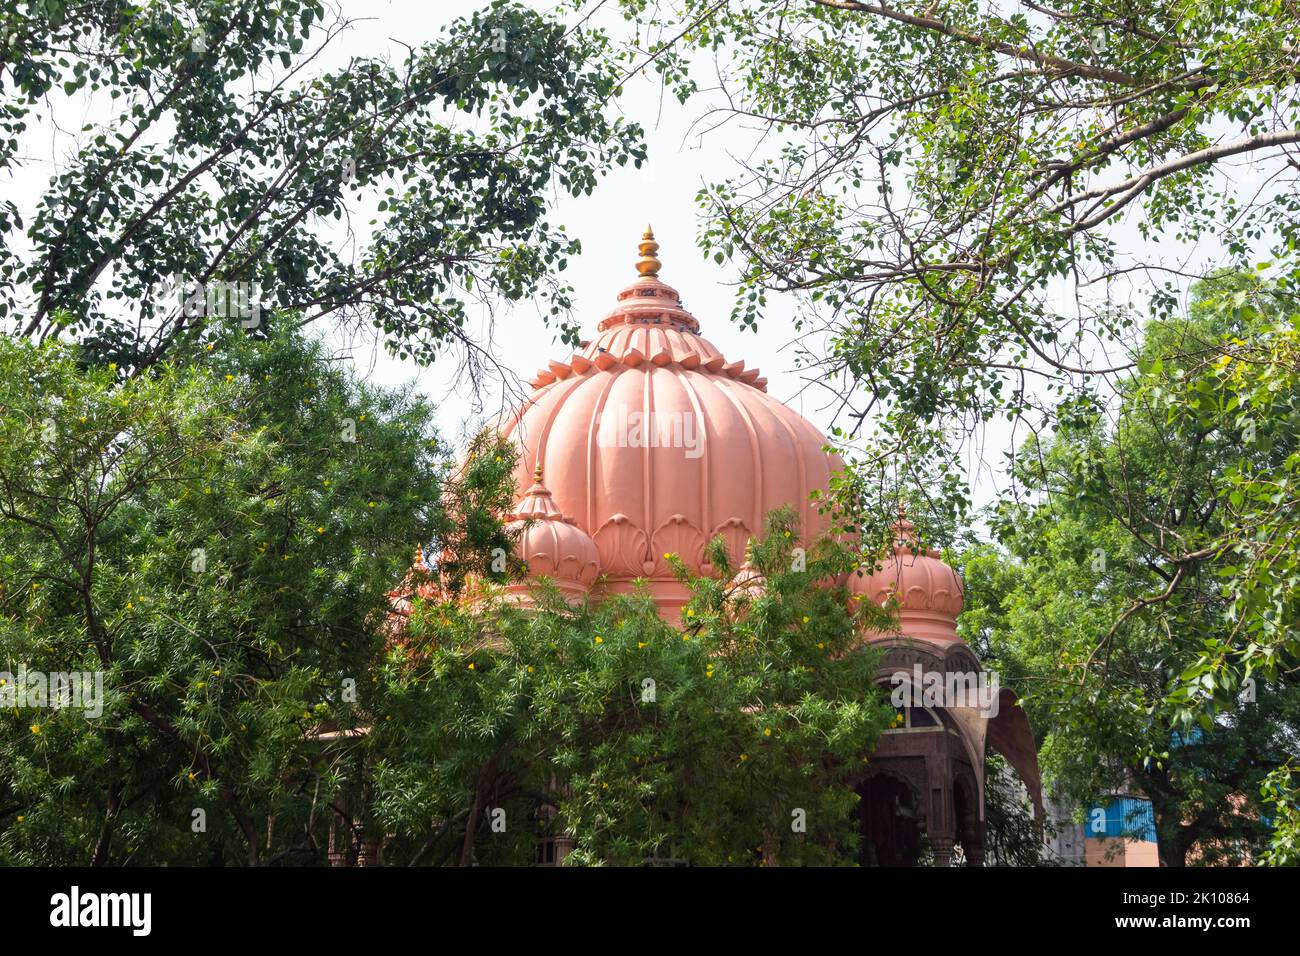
[{"x1": 1086, "y1": 796, "x2": 1157, "y2": 843}]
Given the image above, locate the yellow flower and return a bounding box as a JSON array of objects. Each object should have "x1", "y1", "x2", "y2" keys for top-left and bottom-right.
[
  {"x1": 783, "y1": 530, "x2": 791, "y2": 538},
  {"x1": 224, "y1": 374, "x2": 234, "y2": 382},
  {"x1": 637, "y1": 642, "x2": 647, "y2": 649},
  {"x1": 317, "y1": 526, "x2": 324, "y2": 533},
  {"x1": 126, "y1": 602, "x2": 134, "y2": 610},
  {"x1": 686, "y1": 609, "x2": 695, "y2": 617},
  {"x1": 601, "y1": 782, "x2": 609, "y2": 789},
  {"x1": 594, "y1": 636, "x2": 603, "y2": 644},
  {"x1": 739, "y1": 753, "x2": 748, "y2": 762},
  {"x1": 358, "y1": 415, "x2": 366, "y2": 422},
  {"x1": 188, "y1": 772, "x2": 196, "y2": 781},
  {"x1": 468, "y1": 663, "x2": 475, "y2": 671},
  {"x1": 196, "y1": 681, "x2": 205, "y2": 689},
  {"x1": 368, "y1": 501, "x2": 376, "y2": 508},
  {"x1": 802, "y1": 615, "x2": 810, "y2": 623},
  {"x1": 763, "y1": 728, "x2": 772, "y2": 737},
  {"x1": 322, "y1": 479, "x2": 329, "y2": 487},
  {"x1": 29, "y1": 725, "x2": 40, "y2": 735},
  {"x1": 527, "y1": 666, "x2": 534, "y2": 673},
  {"x1": 16, "y1": 815, "x2": 24, "y2": 822},
  {"x1": 108, "y1": 362, "x2": 117, "y2": 371}
]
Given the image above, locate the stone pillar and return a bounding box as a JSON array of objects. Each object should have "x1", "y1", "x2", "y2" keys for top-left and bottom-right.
[
  {"x1": 932, "y1": 836, "x2": 955, "y2": 867},
  {"x1": 553, "y1": 833, "x2": 575, "y2": 867}
]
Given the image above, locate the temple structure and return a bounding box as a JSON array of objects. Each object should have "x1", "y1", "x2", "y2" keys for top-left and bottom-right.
[
  {"x1": 496, "y1": 227, "x2": 838, "y2": 621},
  {"x1": 402, "y1": 228, "x2": 1043, "y2": 865}
]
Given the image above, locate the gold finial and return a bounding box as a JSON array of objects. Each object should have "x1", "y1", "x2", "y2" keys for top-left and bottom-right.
[
  {"x1": 414, "y1": 544, "x2": 424, "y2": 566},
  {"x1": 533, "y1": 461, "x2": 544, "y2": 484},
  {"x1": 635, "y1": 225, "x2": 661, "y2": 278}
]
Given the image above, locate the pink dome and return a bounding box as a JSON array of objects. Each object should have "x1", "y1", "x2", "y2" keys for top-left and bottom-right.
[
  {"x1": 848, "y1": 514, "x2": 965, "y2": 645},
  {"x1": 504, "y1": 467, "x2": 600, "y2": 601},
  {"x1": 499, "y1": 228, "x2": 842, "y2": 617}
]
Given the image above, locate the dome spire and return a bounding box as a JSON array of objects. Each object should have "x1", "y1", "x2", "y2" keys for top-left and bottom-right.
[
  {"x1": 893, "y1": 499, "x2": 918, "y2": 545},
  {"x1": 636, "y1": 225, "x2": 661, "y2": 278}
]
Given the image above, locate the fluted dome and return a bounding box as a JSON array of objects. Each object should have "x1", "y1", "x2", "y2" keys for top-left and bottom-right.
[
  {"x1": 500, "y1": 228, "x2": 841, "y2": 617},
  {"x1": 504, "y1": 467, "x2": 600, "y2": 601},
  {"x1": 848, "y1": 514, "x2": 965, "y2": 644}
]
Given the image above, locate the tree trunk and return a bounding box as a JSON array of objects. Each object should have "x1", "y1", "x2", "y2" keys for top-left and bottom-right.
[{"x1": 91, "y1": 779, "x2": 122, "y2": 866}]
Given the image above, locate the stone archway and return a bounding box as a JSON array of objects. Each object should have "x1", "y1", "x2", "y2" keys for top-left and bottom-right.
[{"x1": 856, "y1": 768, "x2": 926, "y2": 866}]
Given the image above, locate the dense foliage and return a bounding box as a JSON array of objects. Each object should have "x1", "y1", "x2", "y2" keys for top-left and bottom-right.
[
  {"x1": 0, "y1": 323, "x2": 448, "y2": 864},
  {"x1": 959, "y1": 274, "x2": 1300, "y2": 865}
]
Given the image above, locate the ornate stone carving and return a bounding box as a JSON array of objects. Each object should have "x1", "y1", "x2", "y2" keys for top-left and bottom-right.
[
  {"x1": 651, "y1": 515, "x2": 706, "y2": 576},
  {"x1": 593, "y1": 514, "x2": 651, "y2": 578}
]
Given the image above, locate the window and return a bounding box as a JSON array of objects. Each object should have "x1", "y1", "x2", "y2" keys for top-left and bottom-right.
[{"x1": 884, "y1": 706, "x2": 943, "y2": 732}]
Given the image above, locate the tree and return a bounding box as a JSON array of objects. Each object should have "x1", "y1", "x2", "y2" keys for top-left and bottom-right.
[
  {"x1": 957, "y1": 273, "x2": 1300, "y2": 865},
  {"x1": 984, "y1": 753, "x2": 1054, "y2": 866},
  {"x1": 0, "y1": 321, "x2": 448, "y2": 864},
  {"x1": 1260, "y1": 765, "x2": 1300, "y2": 865},
  {"x1": 593, "y1": 0, "x2": 1299, "y2": 556},
  {"x1": 1, "y1": 1, "x2": 644, "y2": 374}
]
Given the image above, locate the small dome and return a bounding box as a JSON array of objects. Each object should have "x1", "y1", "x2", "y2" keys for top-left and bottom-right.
[
  {"x1": 384, "y1": 546, "x2": 445, "y2": 638},
  {"x1": 728, "y1": 552, "x2": 766, "y2": 600},
  {"x1": 849, "y1": 513, "x2": 964, "y2": 645},
  {"x1": 505, "y1": 467, "x2": 600, "y2": 601}
]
